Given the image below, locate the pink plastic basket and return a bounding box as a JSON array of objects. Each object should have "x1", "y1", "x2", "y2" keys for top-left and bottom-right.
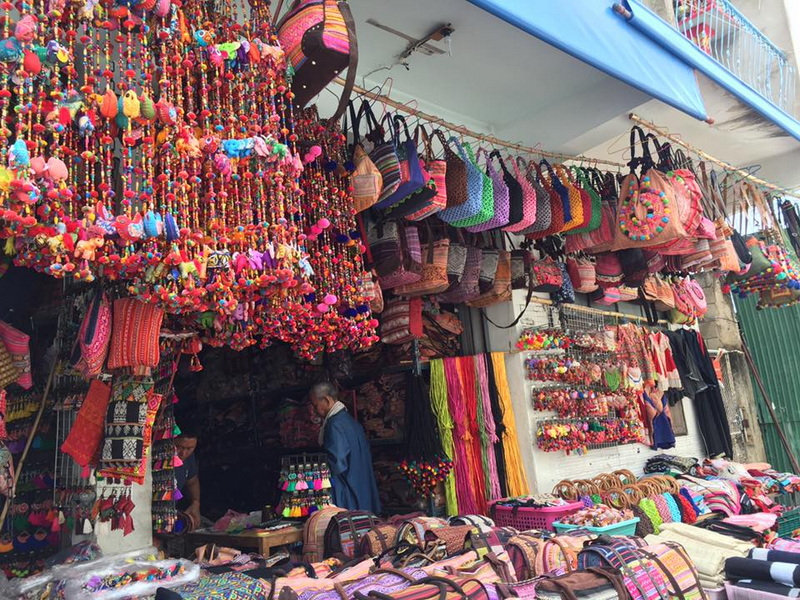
[{"x1": 490, "y1": 500, "x2": 584, "y2": 531}]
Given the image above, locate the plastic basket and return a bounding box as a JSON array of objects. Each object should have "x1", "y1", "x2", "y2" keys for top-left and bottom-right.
[
  {"x1": 490, "y1": 500, "x2": 584, "y2": 531},
  {"x1": 726, "y1": 582, "x2": 784, "y2": 600},
  {"x1": 704, "y1": 587, "x2": 727, "y2": 600},
  {"x1": 552, "y1": 517, "x2": 639, "y2": 536},
  {"x1": 777, "y1": 507, "x2": 800, "y2": 537}
]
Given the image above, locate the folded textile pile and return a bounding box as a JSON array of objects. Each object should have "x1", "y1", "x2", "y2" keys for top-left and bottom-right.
[
  {"x1": 646, "y1": 521, "x2": 754, "y2": 588},
  {"x1": 726, "y1": 550, "x2": 800, "y2": 597},
  {"x1": 644, "y1": 454, "x2": 699, "y2": 475}
]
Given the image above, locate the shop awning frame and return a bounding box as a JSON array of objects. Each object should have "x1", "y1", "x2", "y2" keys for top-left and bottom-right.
[
  {"x1": 619, "y1": 0, "x2": 800, "y2": 142},
  {"x1": 465, "y1": 0, "x2": 710, "y2": 122}
]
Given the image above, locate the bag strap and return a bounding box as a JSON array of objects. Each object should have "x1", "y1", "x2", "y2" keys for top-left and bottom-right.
[
  {"x1": 362, "y1": 102, "x2": 384, "y2": 142},
  {"x1": 393, "y1": 114, "x2": 412, "y2": 143},
  {"x1": 344, "y1": 100, "x2": 368, "y2": 158},
  {"x1": 327, "y1": 1, "x2": 358, "y2": 123}
]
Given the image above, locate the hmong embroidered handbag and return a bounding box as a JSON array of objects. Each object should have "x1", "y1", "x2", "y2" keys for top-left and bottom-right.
[
  {"x1": 405, "y1": 126, "x2": 446, "y2": 221},
  {"x1": 354, "y1": 575, "x2": 492, "y2": 600},
  {"x1": 303, "y1": 507, "x2": 346, "y2": 562},
  {"x1": 74, "y1": 290, "x2": 112, "y2": 379},
  {"x1": 381, "y1": 116, "x2": 437, "y2": 219},
  {"x1": 346, "y1": 101, "x2": 382, "y2": 213},
  {"x1": 276, "y1": 0, "x2": 357, "y2": 121},
  {"x1": 530, "y1": 257, "x2": 563, "y2": 292},
  {"x1": 436, "y1": 244, "x2": 481, "y2": 304},
  {"x1": 324, "y1": 511, "x2": 382, "y2": 559}
]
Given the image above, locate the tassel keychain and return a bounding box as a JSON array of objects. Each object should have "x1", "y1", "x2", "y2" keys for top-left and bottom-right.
[
  {"x1": 321, "y1": 467, "x2": 331, "y2": 489},
  {"x1": 312, "y1": 468, "x2": 322, "y2": 491}
]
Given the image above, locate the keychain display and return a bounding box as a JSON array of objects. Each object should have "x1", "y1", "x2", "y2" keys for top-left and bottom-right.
[
  {"x1": 515, "y1": 329, "x2": 573, "y2": 352},
  {"x1": 278, "y1": 454, "x2": 332, "y2": 518},
  {"x1": 536, "y1": 417, "x2": 643, "y2": 454}
]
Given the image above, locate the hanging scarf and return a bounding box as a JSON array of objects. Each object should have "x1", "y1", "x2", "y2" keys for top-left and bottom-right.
[
  {"x1": 457, "y1": 356, "x2": 488, "y2": 514},
  {"x1": 318, "y1": 401, "x2": 346, "y2": 446},
  {"x1": 430, "y1": 359, "x2": 458, "y2": 516},
  {"x1": 444, "y1": 357, "x2": 480, "y2": 514},
  {"x1": 485, "y1": 356, "x2": 509, "y2": 498},
  {"x1": 475, "y1": 355, "x2": 502, "y2": 500},
  {"x1": 490, "y1": 352, "x2": 530, "y2": 497}
]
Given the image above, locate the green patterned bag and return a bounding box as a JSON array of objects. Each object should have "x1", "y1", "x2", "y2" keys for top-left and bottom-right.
[{"x1": 451, "y1": 142, "x2": 495, "y2": 228}]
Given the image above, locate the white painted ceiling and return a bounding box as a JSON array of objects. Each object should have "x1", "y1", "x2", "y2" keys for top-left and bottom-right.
[{"x1": 316, "y1": 0, "x2": 800, "y2": 190}]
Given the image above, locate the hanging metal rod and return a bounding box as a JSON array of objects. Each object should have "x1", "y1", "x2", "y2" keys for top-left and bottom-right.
[
  {"x1": 334, "y1": 78, "x2": 630, "y2": 168},
  {"x1": 629, "y1": 113, "x2": 797, "y2": 195}
]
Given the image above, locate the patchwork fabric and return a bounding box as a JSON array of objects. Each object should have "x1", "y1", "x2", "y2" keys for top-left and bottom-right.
[
  {"x1": 61, "y1": 379, "x2": 112, "y2": 469},
  {"x1": 100, "y1": 377, "x2": 154, "y2": 469},
  {"x1": 0, "y1": 320, "x2": 32, "y2": 389},
  {"x1": 155, "y1": 572, "x2": 270, "y2": 600}
]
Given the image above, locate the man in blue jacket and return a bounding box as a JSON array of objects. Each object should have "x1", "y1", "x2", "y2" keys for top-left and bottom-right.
[{"x1": 309, "y1": 382, "x2": 381, "y2": 514}]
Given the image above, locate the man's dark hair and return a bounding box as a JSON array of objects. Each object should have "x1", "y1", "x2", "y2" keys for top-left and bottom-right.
[
  {"x1": 309, "y1": 381, "x2": 337, "y2": 401},
  {"x1": 177, "y1": 421, "x2": 201, "y2": 440}
]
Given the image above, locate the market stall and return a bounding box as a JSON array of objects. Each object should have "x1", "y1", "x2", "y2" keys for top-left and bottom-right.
[{"x1": 2, "y1": 0, "x2": 800, "y2": 595}]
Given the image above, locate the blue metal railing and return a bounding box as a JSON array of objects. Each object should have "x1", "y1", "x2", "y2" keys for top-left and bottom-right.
[{"x1": 657, "y1": 0, "x2": 797, "y2": 116}]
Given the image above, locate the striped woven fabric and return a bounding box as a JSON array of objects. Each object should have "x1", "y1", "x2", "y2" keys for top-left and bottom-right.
[
  {"x1": 277, "y1": 2, "x2": 325, "y2": 69},
  {"x1": 371, "y1": 141, "x2": 402, "y2": 207},
  {"x1": 319, "y1": 0, "x2": 350, "y2": 55}
]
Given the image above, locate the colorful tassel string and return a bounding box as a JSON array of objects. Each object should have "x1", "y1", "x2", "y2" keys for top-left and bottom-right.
[
  {"x1": 456, "y1": 356, "x2": 488, "y2": 514},
  {"x1": 444, "y1": 358, "x2": 480, "y2": 514},
  {"x1": 430, "y1": 359, "x2": 458, "y2": 516},
  {"x1": 475, "y1": 355, "x2": 502, "y2": 501},
  {"x1": 490, "y1": 352, "x2": 530, "y2": 497}
]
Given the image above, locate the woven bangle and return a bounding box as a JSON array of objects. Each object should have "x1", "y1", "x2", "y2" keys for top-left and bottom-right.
[
  {"x1": 663, "y1": 492, "x2": 682, "y2": 522},
  {"x1": 639, "y1": 498, "x2": 663, "y2": 534}
]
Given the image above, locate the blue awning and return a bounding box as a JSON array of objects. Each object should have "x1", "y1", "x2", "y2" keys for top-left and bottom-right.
[
  {"x1": 466, "y1": 0, "x2": 709, "y2": 122},
  {"x1": 620, "y1": 0, "x2": 800, "y2": 142}
]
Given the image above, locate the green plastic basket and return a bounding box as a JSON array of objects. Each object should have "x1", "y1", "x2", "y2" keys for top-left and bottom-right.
[
  {"x1": 552, "y1": 517, "x2": 639, "y2": 536},
  {"x1": 778, "y1": 508, "x2": 800, "y2": 537}
]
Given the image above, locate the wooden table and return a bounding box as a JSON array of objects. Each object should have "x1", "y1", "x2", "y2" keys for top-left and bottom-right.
[{"x1": 186, "y1": 524, "x2": 304, "y2": 557}]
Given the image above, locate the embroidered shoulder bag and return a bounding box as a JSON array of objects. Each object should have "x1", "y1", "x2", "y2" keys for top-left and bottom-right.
[
  {"x1": 275, "y1": 0, "x2": 357, "y2": 120},
  {"x1": 404, "y1": 125, "x2": 447, "y2": 221},
  {"x1": 362, "y1": 105, "x2": 401, "y2": 208},
  {"x1": 346, "y1": 100, "x2": 382, "y2": 213},
  {"x1": 381, "y1": 115, "x2": 434, "y2": 217}
]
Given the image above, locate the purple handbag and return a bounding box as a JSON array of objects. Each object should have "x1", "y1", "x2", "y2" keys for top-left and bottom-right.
[
  {"x1": 437, "y1": 244, "x2": 482, "y2": 304},
  {"x1": 467, "y1": 149, "x2": 510, "y2": 232}
]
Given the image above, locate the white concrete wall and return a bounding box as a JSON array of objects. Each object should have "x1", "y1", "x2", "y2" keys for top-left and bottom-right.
[{"x1": 93, "y1": 467, "x2": 153, "y2": 555}]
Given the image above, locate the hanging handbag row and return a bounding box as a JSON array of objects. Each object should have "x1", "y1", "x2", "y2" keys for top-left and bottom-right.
[{"x1": 352, "y1": 112, "x2": 797, "y2": 330}]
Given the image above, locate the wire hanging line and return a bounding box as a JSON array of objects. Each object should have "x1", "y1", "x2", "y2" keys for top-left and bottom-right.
[
  {"x1": 629, "y1": 113, "x2": 797, "y2": 196},
  {"x1": 334, "y1": 78, "x2": 629, "y2": 168},
  {"x1": 332, "y1": 78, "x2": 797, "y2": 196}
]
